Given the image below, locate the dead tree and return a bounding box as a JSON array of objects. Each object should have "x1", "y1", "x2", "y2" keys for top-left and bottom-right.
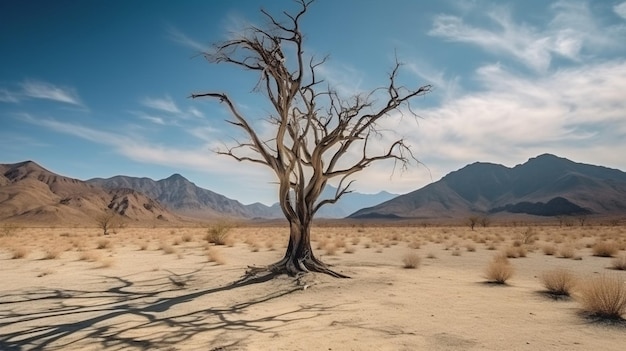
[{"x1": 192, "y1": 0, "x2": 431, "y2": 277}]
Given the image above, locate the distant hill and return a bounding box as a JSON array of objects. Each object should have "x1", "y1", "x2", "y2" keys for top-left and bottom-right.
[
  {"x1": 350, "y1": 154, "x2": 626, "y2": 219},
  {"x1": 88, "y1": 174, "x2": 397, "y2": 219},
  {"x1": 88, "y1": 173, "x2": 256, "y2": 219},
  {"x1": 0, "y1": 161, "x2": 177, "y2": 225}
]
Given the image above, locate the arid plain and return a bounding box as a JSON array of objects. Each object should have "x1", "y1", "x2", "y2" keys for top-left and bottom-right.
[{"x1": 1, "y1": 223, "x2": 625, "y2": 351}]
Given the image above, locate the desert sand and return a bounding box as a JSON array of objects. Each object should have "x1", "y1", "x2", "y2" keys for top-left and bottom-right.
[{"x1": 1, "y1": 224, "x2": 625, "y2": 350}]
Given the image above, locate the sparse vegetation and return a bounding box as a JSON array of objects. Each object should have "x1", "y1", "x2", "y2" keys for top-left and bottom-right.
[
  {"x1": 592, "y1": 241, "x2": 618, "y2": 257},
  {"x1": 577, "y1": 274, "x2": 626, "y2": 320},
  {"x1": 96, "y1": 239, "x2": 112, "y2": 250},
  {"x1": 611, "y1": 254, "x2": 626, "y2": 270},
  {"x1": 205, "y1": 223, "x2": 232, "y2": 246},
  {"x1": 540, "y1": 268, "x2": 577, "y2": 297},
  {"x1": 402, "y1": 251, "x2": 421, "y2": 269},
  {"x1": 207, "y1": 247, "x2": 226, "y2": 265},
  {"x1": 484, "y1": 255, "x2": 514, "y2": 284}
]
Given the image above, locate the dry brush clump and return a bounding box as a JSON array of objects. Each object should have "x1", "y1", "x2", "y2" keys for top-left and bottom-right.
[
  {"x1": 10, "y1": 246, "x2": 29, "y2": 259},
  {"x1": 576, "y1": 274, "x2": 626, "y2": 320},
  {"x1": 205, "y1": 223, "x2": 233, "y2": 246},
  {"x1": 484, "y1": 255, "x2": 514, "y2": 284},
  {"x1": 540, "y1": 268, "x2": 577, "y2": 297},
  {"x1": 402, "y1": 251, "x2": 421, "y2": 269},
  {"x1": 592, "y1": 241, "x2": 618, "y2": 257},
  {"x1": 611, "y1": 254, "x2": 626, "y2": 270},
  {"x1": 207, "y1": 247, "x2": 226, "y2": 265}
]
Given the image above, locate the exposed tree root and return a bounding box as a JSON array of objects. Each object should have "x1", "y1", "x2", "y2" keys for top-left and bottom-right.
[{"x1": 245, "y1": 256, "x2": 350, "y2": 279}]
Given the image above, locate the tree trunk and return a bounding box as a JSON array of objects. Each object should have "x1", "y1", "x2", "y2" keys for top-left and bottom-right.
[{"x1": 261, "y1": 221, "x2": 349, "y2": 278}]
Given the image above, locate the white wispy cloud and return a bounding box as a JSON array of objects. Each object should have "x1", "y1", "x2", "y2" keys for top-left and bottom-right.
[
  {"x1": 141, "y1": 95, "x2": 181, "y2": 114},
  {"x1": 167, "y1": 26, "x2": 208, "y2": 52},
  {"x1": 20, "y1": 80, "x2": 83, "y2": 106},
  {"x1": 0, "y1": 88, "x2": 20, "y2": 103},
  {"x1": 429, "y1": 1, "x2": 625, "y2": 72},
  {"x1": 615, "y1": 2, "x2": 626, "y2": 20}
]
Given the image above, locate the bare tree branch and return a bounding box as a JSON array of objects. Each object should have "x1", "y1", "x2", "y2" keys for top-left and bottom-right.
[{"x1": 191, "y1": 0, "x2": 431, "y2": 277}]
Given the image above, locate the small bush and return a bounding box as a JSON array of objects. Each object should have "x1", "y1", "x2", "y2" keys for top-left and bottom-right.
[
  {"x1": 540, "y1": 268, "x2": 577, "y2": 296},
  {"x1": 484, "y1": 255, "x2": 514, "y2": 284},
  {"x1": 402, "y1": 251, "x2": 421, "y2": 269},
  {"x1": 79, "y1": 250, "x2": 101, "y2": 262},
  {"x1": 611, "y1": 254, "x2": 626, "y2": 270},
  {"x1": 577, "y1": 274, "x2": 626, "y2": 319},
  {"x1": 592, "y1": 241, "x2": 618, "y2": 257},
  {"x1": 542, "y1": 244, "x2": 557, "y2": 256},
  {"x1": 44, "y1": 248, "x2": 62, "y2": 260},
  {"x1": 558, "y1": 245, "x2": 576, "y2": 259},
  {"x1": 96, "y1": 239, "x2": 111, "y2": 250},
  {"x1": 159, "y1": 243, "x2": 176, "y2": 254},
  {"x1": 206, "y1": 223, "x2": 232, "y2": 245},
  {"x1": 10, "y1": 247, "x2": 29, "y2": 259},
  {"x1": 207, "y1": 247, "x2": 226, "y2": 265}
]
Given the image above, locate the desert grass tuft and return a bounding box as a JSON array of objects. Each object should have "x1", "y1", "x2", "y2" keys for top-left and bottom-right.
[
  {"x1": 542, "y1": 244, "x2": 557, "y2": 256},
  {"x1": 10, "y1": 247, "x2": 29, "y2": 259},
  {"x1": 79, "y1": 250, "x2": 102, "y2": 262},
  {"x1": 592, "y1": 241, "x2": 618, "y2": 257},
  {"x1": 207, "y1": 247, "x2": 226, "y2": 265},
  {"x1": 540, "y1": 268, "x2": 577, "y2": 297},
  {"x1": 44, "y1": 247, "x2": 62, "y2": 260},
  {"x1": 205, "y1": 223, "x2": 232, "y2": 245},
  {"x1": 484, "y1": 255, "x2": 514, "y2": 284},
  {"x1": 577, "y1": 274, "x2": 626, "y2": 320},
  {"x1": 159, "y1": 242, "x2": 176, "y2": 254},
  {"x1": 402, "y1": 251, "x2": 421, "y2": 269},
  {"x1": 96, "y1": 239, "x2": 111, "y2": 250},
  {"x1": 611, "y1": 254, "x2": 626, "y2": 270}
]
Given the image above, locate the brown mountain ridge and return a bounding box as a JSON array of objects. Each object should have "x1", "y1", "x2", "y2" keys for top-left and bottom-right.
[{"x1": 0, "y1": 161, "x2": 176, "y2": 226}]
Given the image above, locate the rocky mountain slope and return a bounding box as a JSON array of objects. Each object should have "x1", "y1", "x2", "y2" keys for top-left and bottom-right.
[{"x1": 350, "y1": 154, "x2": 626, "y2": 219}]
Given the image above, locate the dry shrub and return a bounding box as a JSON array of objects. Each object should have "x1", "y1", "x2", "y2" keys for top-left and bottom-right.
[
  {"x1": 558, "y1": 245, "x2": 576, "y2": 259},
  {"x1": 181, "y1": 233, "x2": 193, "y2": 242},
  {"x1": 325, "y1": 244, "x2": 337, "y2": 256},
  {"x1": 504, "y1": 245, "x2": 526, "y2": 258},
  {"x1": 207, "y1": 247, "x2": 226, "y2": 265},
  {"x1": 79, "y1": 250, "x2": 101, "y2": 262},
  {"x1": 577, "y1": 274, "x2": 626, "y2": 319},
  {"x1": 408, "y1": 241, "x2": 421, "y2": 249},
  {"x1": 139, "y1": 242, "x2": 149, "y2": 251},
  {"x1": 426, "y1": 252, "x2": 437, "y2": 259},
  {"x1": 97, "y1": 258, "x2": 115, "y2": 268},
  {"x1": 344, "y1": 246, "x2": 356, "y2": 254},
  {"x1": 351, "y1": 237, "x2": 360, "y2": 245},
  {"x1": 160, "y1": 242, "x2": 176, "y2": 254},
  {"x1": 611, "y1": 254, "x2": 626, "y2": 270},
  {"x1": 10, "y1": 247, "x2": 29, "y2": 259},
  {"x1": 592, "y1": 241, "x2": 618, "y2": 257},
  {"x1": 542, "y1": 244, "x2": 557, "y2": 256},
  {"x1": 402, "y1": 251, "x2": 421, "y2": 269},
  {"x1": 466, "y1": 243, "x2": 476, "y2": 252},
  {"x1": 44, "y1": 247, "x2": 62, "y2": 260},
  {"x1": 484, "y1": 255, "x2": 514, "y2": 284},
  {"x1": 541, "y1": 268, "x2": 577, "y2": 297},
  {"x1": 205, "y1": 223, "x2": 232, "y2": 245},
  {"x1": 96, "y1": 239, "x2": 111, "y2": 250},
  {"x1": 451, "y1": 248, "x2": 462, "y2": 256}
]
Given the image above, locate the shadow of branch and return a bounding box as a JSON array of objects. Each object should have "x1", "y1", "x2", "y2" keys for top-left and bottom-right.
[{"x1": 0, "y1": 269, "x2": 316, "y2": 350}]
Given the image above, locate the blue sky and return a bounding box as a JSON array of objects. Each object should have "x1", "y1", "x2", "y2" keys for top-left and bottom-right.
[{"x1": 2, "y1": 0, "x2": 626, "y2": 205}]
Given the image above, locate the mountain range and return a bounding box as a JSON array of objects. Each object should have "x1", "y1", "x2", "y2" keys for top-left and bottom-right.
[
  {"x1": 350, "y1": 154, "x2": 626, "y2": 219},
  {"x1": 2, "y1": 154, "x2": 625, "y2": 225},
  {"x1": 0, "y1": 161, "x2": 175, "y2": 225},
  {"x1": 87, "y1": 175, "x2": 396, "y2": 219}
]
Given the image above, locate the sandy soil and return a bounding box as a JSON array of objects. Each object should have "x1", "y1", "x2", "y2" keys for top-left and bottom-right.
[{"x1": 0, "y1": 225, "x2": 625, "y2": 350}]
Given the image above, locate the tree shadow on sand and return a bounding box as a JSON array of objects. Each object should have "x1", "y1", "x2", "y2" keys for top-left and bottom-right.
[{"x1": 0, "y1": 269, "x2": 327, "y2": 350}]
